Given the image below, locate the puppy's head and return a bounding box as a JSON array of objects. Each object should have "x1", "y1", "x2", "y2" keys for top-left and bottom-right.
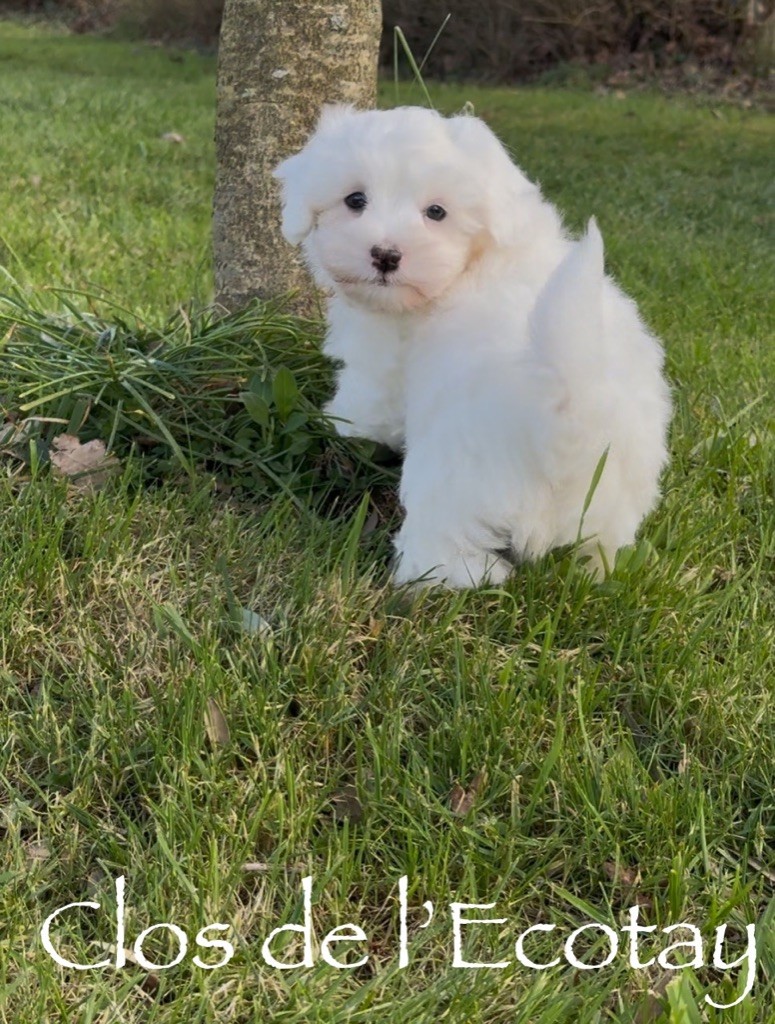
[{"x1": 274, "y1": 105, "x2": 542, "y2": 313}]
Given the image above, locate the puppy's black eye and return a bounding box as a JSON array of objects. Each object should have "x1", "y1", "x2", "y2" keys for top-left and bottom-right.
[
  {"x1": 344, "y1": 191, "x2": 367, "y2": 211},
  {"x1": 425, "y1": 204, "x2": 447, "y2": 221}
]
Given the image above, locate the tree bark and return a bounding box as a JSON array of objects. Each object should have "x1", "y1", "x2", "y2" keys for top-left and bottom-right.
[
  {"x1": 746, "y1": 2, "x2": 775, "y2": 74},
  {"x1": 213, "y1": 0, "x2": 382, "y2": 315}
]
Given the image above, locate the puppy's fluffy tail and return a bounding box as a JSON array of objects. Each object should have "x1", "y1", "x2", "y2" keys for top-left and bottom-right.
[{"x1": 529, "y1": 217, "x2": 606, "y2": 383}]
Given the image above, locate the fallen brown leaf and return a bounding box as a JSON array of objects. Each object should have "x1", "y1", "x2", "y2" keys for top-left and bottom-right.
[
  {"x1": 449, "y1": 771, "x2": 485, "y2": 817},
  {"x1": 331, "y1": 784, "x2": 363, "y2": 823},
  {"x1": 603, "y1": 861, "x2": 640, "y2": 887},
  {"x1": 95, "y1": 943, "x2": 160, "y2": 995},
  {"x1": 87, "y1": 865, "x2": 109, "y2": 896},
  {"x1": 367, "y1": 617, "x2": 384, "y2": 639},
  {"x1": 49, "y1": 434, "x2": 120, "y2": 492},
  {"x1": 25, "y1": 841, "x2": 51, "y2": 862},
  {"x1": 634, "y1": 971, "x2": 672, "y2": 1022},
  {"x1": 603, "y1": 861, "x2": 653, "y2": 909}
]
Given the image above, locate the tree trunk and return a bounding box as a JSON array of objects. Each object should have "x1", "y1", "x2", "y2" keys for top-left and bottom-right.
[{"x1": 213, "y1": 0, "x2": 382, "y2": 315}]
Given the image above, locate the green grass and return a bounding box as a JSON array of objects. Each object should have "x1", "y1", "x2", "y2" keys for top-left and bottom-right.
[
  {"x1": 1, "y1": 20, "x2": 775, "y2": 1024},
  {"x1": 0, "y1": 21, "x2": 215, "y2": 316}
]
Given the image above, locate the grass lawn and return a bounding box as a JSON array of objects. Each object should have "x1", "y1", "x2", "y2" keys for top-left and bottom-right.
[{"x1": 1, "y1": 19, "x2": 775, "y2": 1024}]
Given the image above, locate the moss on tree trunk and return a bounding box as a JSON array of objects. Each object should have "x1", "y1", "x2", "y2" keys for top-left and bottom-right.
[{"x1": 213, "y1": 0, "x2": 382, "y2": 315}]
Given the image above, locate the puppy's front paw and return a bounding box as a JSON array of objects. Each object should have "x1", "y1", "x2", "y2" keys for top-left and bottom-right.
[
  {"x1": 393, "y1": 532, "x2": 512, "y2": 590},
  {"x1": 323, "y1": 396, "x2": 404, "y2": 449}
]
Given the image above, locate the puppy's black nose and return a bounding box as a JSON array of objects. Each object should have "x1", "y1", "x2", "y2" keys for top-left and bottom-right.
[{"x1": 370, "y1": 246, "x2": 401, "y2": 274}]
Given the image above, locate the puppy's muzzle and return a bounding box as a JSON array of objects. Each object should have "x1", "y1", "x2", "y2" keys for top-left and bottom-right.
[{"x1": 370, "y1": 246, "x2": 402, "y2": 275}]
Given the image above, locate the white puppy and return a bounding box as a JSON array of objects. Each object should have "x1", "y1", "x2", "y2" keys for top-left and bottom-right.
[{"x1": 274, "y1": 105, "x2": 671, "y2": 588}]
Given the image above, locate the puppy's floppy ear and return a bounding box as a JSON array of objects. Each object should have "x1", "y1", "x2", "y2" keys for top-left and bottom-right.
[
  {"x1": 272, "y1": 150, "x2": 315, "y2": 245},
  {"x1": 315, "y1": 102, "x2": 358, "y2": 132},
  {"x1": 273, "y1": 104, "x2": 358, "y2": 245},
  {"x1": 445, "y1": 114, "x2": 538, "y2": 248}
]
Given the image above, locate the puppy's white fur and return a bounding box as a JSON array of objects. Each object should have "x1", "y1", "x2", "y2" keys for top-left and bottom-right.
[{"x1": 274, "y1": 105, "x2": 671, "y2": 588}]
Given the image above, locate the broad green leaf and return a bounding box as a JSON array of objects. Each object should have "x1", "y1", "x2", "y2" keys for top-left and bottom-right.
[
  {"x1": 272, "y1": 367, "x2": 299, "y2": 421},
  {"x1": 241, "y1": 391, "x2": 270, "y2": 427}
]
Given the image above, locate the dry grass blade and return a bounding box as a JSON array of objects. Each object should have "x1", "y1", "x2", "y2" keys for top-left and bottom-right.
[
  {"x1": 204, "y1": 698, "x2": 230, "y2": 747},
  {"x1": 716, "y1": 846, "x2": 775, "y2": 887}
]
